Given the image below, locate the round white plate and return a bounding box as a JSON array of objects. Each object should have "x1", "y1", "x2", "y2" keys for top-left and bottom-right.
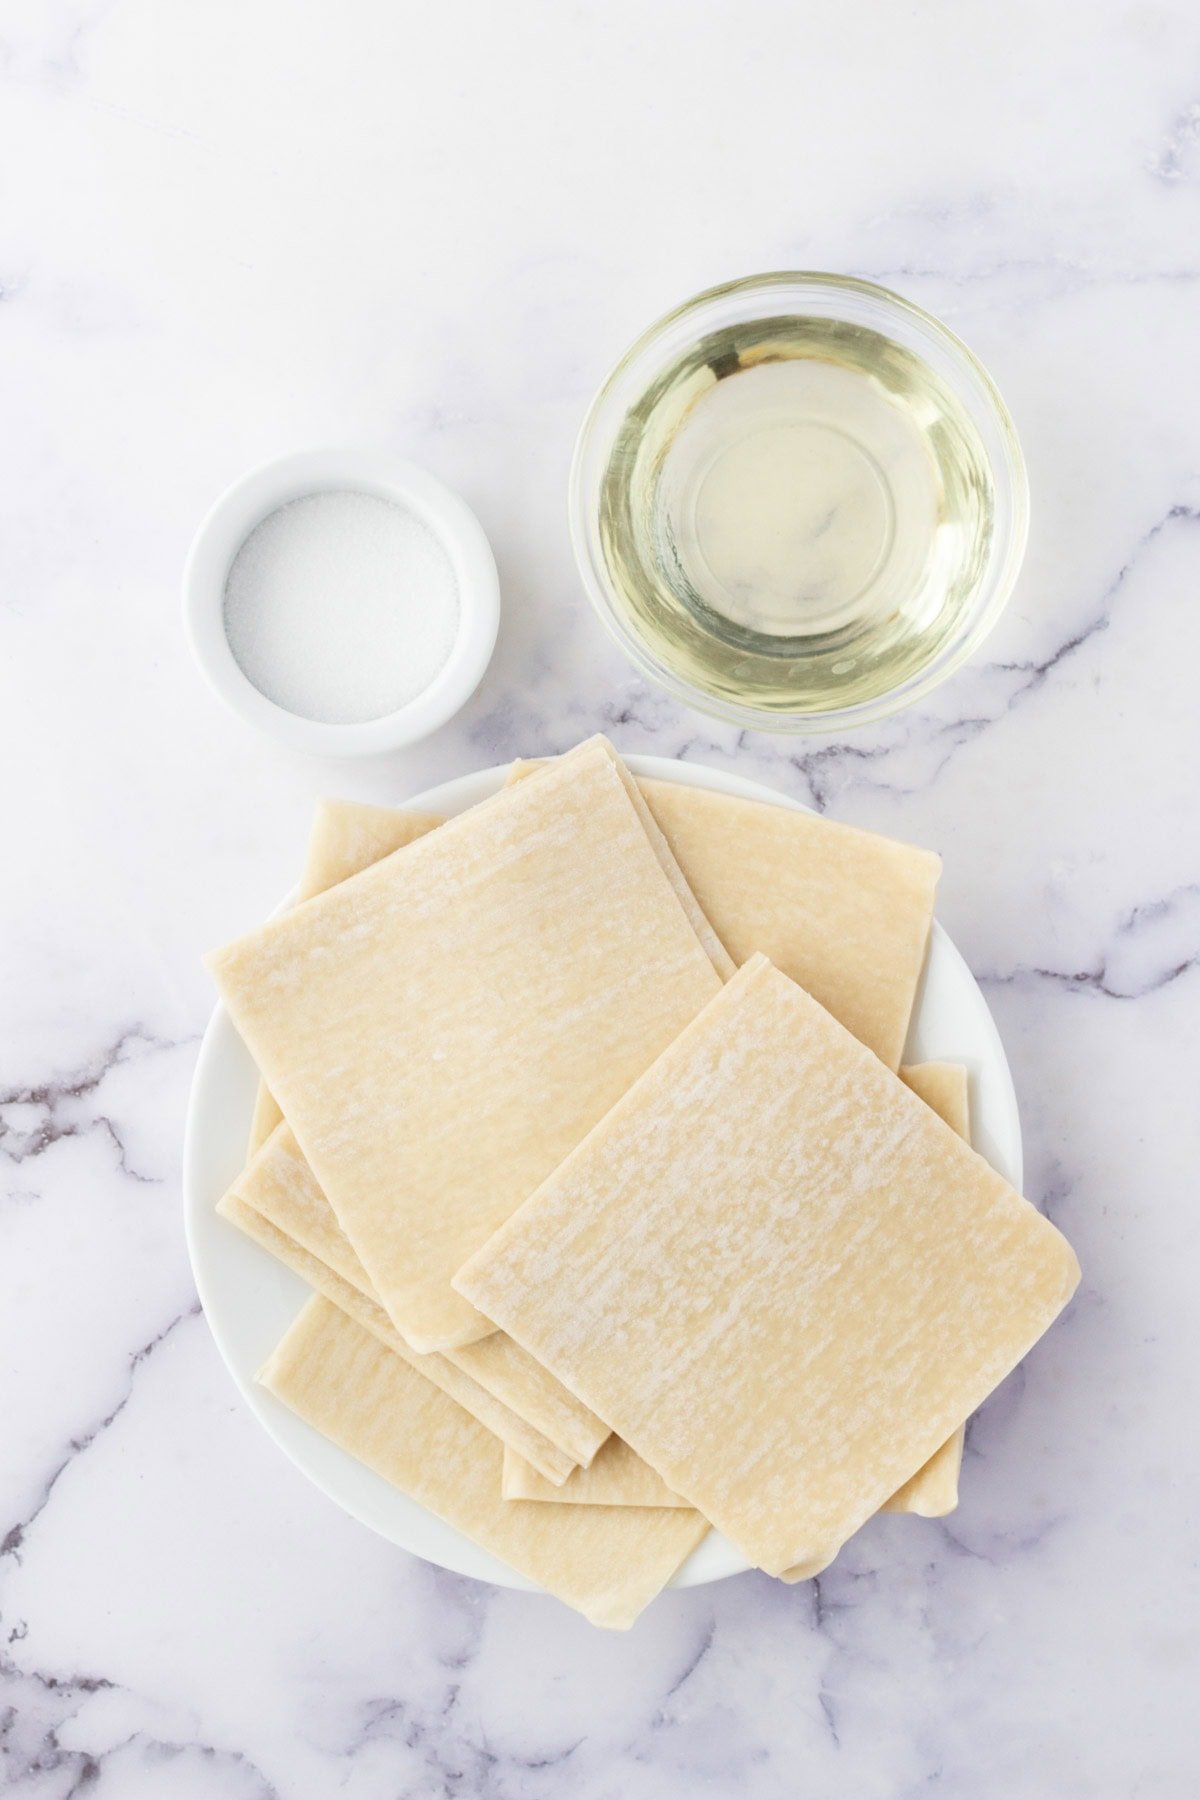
[{"x1": 184, "y1": 754, "x2": 1022, "y2": 1592}]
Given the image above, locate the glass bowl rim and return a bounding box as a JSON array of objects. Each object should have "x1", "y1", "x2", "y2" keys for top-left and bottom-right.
[{"x1": 567, "y1": 269, "x2": 1030, "y2": 734}]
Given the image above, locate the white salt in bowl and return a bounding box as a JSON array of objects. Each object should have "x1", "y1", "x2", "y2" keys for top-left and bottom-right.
[{"x1": 183, "y1": 449, "x2": 500, "y2": 755}]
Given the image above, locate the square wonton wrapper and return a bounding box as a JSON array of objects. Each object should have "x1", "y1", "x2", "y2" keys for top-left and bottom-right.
[
  {"x1": 227, "y1": 1122, "x2": 608, "y2": 1472},
  {"x1": 503, "y1": 1059, "x2": 971, "y2": 1519},
  {"x1": 208, "y1": 737, "x2": 726, "y2": 1352},
  {"x1": 456, "y1": 956, "x2": 1080, "y2": 1578},
  {"x1": 509, "y1": 763, "x2": 940, "y2": 1070},
  {"x1": 259, "y1": 1297, "x2": 709, "y2": 1630}
]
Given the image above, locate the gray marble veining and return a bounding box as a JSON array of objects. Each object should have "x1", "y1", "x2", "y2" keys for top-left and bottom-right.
[{"x1": 1, "y1": 0, "x2": 1198, "y2": 1794}]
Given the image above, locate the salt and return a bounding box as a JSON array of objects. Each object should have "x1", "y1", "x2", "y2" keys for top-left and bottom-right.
[{"x1": 222, "y1": 490, "x2": 460, "y2": 724}]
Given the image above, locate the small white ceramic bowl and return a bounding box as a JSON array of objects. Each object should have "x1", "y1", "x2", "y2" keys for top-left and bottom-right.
[{"x1": 183, "y1": 449, "x2": 500, "y2": 755}]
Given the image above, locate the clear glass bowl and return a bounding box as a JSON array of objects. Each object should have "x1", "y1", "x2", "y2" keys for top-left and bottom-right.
[{"x1": 569, "y1": 272, "x2": 1029, "y2": 733}]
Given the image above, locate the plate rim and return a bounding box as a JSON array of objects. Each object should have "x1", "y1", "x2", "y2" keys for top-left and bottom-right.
[{"x1": 183, "y1": 751, "x2": 1023, "y2": 1594}]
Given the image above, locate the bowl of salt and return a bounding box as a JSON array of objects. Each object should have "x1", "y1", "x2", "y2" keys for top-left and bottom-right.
[{"x1": 183, "y1": 449, "x2": 500, "y2": 755}]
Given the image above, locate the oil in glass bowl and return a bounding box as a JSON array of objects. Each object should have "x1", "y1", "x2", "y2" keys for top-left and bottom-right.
[{"x1": 594, "y1": 312, "x2": 1001, "y2": 722}]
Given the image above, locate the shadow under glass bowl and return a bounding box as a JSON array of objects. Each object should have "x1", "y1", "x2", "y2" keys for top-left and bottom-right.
[{"x1": 569, "y1": 272, "x2": 1029, "y2": 734}]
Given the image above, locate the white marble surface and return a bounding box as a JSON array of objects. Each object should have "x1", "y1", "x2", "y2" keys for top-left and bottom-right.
[{"x1": 2, "y1": 1, "x2": 1198, "y2": 1793}]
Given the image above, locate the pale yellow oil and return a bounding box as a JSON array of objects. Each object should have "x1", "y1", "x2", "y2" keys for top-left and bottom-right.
[{"x1": 598, "y1": 316, "x2": 995, "y2": 717}]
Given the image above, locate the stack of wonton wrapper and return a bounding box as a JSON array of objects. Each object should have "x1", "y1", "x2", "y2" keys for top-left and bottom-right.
[{"x1": 208, "y1": 736, "x2": 1079, "y2": 1629}]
